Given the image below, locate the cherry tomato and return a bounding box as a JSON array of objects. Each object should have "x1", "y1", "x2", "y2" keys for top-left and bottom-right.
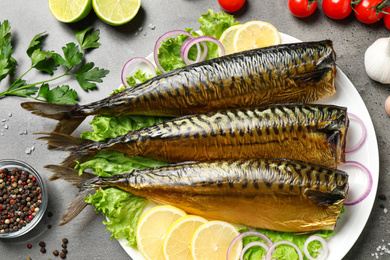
[
  {"x1": 322, "y1": 0, "x2": 352, "y2": 19},
  {"x1": 353, "y1": 0, "x2": 384, "y2": 24},
  {"x1": 384, "y1": 7, "x2": 390, "y2": 30},
  {"x1": 218, "y1": 0, "x2": 246, "y2": 12},
  {"x1": 288, "y1": 0, "x2": 318, "y2": 18}
]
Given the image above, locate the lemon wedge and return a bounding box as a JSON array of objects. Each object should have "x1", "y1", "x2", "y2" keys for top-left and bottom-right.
[
  {"x1": 136, "y1": 205, "x2": 187, "y2": 260},
  {"x1": 191, "y1": 220, "x2": 242, "y2": 260},
  {"x1": 92, "y1": 0, "x2": 141, "y2": 26},
  {"x1": 163, "y1": 215, "x2": 207, "y2": 260},
  {"x1": 48, "y1": 0, "x2": 92, "y2": 23},
  {"x1": 233, "y1": 20, "x2": 280, "y2": 52},
  {"x1": 218, "y1": 24, "x2": 243, "y2": 56}
]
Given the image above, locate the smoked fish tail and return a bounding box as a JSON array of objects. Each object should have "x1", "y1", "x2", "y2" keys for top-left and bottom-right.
[
  {"x1": 36, "y1": 131, "x2": 141, "y2": 168},
  {"x1": 45, "y1": 165, "x2": 99, "y2": 225},
  {"x1": 36, "y1": 131, "x2": 98, "y2": 168},
  {"x1": 21, "y1": 102, "x2": 86, "y2": 135}
]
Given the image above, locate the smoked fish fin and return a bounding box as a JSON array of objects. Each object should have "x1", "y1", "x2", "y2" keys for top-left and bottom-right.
[
  {"x1": 291, "y1": 68, "x2": 334, "y2": 83},
  {"x1": 45, "y1": 164, "x2": 95, "y2": 184},
  {"x1": 21, "y1": 102, "x2": 86, "y2": 135},
  {"x1": 45, "y1": 164, "x2": 100, "y2": 225},
  {"x1": 304, "y1": 188, "x2": 346, "y2": 206},
  {"x1": 36, "y1": 131, "x2": 97, "y2": 168},
  {"x1": 59, "y1": 188, "x2": 95, "y2": 226}
]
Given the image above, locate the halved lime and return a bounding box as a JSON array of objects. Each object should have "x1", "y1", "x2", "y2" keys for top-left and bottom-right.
[
  {"x1": 92, "y1": 0, "x2": 141, "y2": 26},
  {"x1": 48, "y1": 0, "x2": 92, "y2": 23}
]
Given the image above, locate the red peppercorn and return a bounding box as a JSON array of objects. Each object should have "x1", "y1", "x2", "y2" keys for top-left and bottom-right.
[
  {"x1": 1, "y1": 219, "x2": 4, "y2": 224},
  {"x1": 32, "y1": 177, "x2": 37, "y2": 182},
  {"x1": 7, "y1": 175, "x2": 10, "y2": 179},
  {"x1": 21, "y1": 181, "x2": 27, "y2": 185},
  {"x1": 0, "y1": 170, "x2": 3, "y2": 173},
  {"x1": 28, "y1": 215, "x2": 34, "y2": 220},
  {"x1": 10, "y1": 199, "x2": 15, "y2": 205},
  {"x1": 11, "y1": 178, "x2": 15, "y2": 183},
  {"x1": 7, "y1": 213, "x2": 11, "y2": 218},
  {"x1": 27, "y1": 244, "x2": 32, "y2": 249}
]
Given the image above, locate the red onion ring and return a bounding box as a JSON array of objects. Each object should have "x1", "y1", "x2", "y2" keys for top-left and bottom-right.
[
  {"x1": 303, "y1": 235, "x2": 329, "y2": 260},
  {"x1": 154, "y1": 30, "x2": 200, "y2": 73},
  {"x1": 121, "y1": 57, "x2": 156, "y2": 89},
  {"x1": 182, "y1": 36, "x2": 225, "y2": 66},
  {"x1": 227, "y1": 231, "x2": 273, "y2": 260},
  {"x1": 341, "y1": 161, "x2": 373, "y2": 206},
  {"x1": 265, "y1": 241, "x2": 303, "y2": 260},
  {"x1": 180, "y1": 39, "x2": 208, "y2": 65},
  {"x1": 240, "y1": 241, "x2": 269, "y2": 260},
  {"x1": 346, "y1": 113, "x2": 367, "y2": 153}
]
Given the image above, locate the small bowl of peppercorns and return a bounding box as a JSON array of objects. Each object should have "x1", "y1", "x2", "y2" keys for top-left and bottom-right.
[{"x1": 0, "y1": 159, "x2": 48, "y2": 238}]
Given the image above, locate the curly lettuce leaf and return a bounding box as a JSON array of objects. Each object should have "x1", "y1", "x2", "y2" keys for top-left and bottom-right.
[
  {"x1": 80, "y1": 114, "x2": 168, "y2": 142},
  {"x1": 239, "y1": 227, "x2": 333, "y2": 260},
  {"x1": 157, "y1": 9, "x2": 239, "y2": 72},
  {"x1": 85, "y1": 187, "x2": 148, "y2": 247}
]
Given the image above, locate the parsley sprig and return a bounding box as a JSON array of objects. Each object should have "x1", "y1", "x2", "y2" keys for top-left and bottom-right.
[{"x1": 0, "y1": 21, "x2": 109, "y2": 104}]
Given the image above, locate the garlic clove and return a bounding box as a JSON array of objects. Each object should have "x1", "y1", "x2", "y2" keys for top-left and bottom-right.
[
  {"x1": 364, "y1": 37, "x2": 390, "y2": 84},
  {"x1": 385, "y1": 96, "x2": 390, "y2": 116}
]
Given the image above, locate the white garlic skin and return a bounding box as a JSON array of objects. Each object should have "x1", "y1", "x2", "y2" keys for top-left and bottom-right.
[
  {"x1": 385, "y1": 96, "x2": 390, "y2": 116},
  {"x1": 364, "y1": 37, "x2": 390, "y2": 84}
]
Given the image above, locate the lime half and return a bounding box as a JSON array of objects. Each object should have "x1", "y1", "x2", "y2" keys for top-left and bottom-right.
[
  {"x1": 48, "y1": 0, "x2": 92, "y2": 23},
  {"x1": 92, "y1": 0, "x2": 141, "y2": 26}
]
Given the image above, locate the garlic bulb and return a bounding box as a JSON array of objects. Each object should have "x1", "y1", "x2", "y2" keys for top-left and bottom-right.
[{"x1": 364, "y1": 37, "x2": 390, "y2": 84}]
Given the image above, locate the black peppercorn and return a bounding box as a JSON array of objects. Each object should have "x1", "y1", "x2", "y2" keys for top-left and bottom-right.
[
  {"x1": 39, "y1": 241, "x2": 46, "y2": 247},
  {"x1": 60, "y1": 252, "x2": 66, "y2": 259},
  {"x1": 62, "y1": 238, "x2": 68, "y2": 244},
  {"x1": 40, "y1": 247, "x2": 46, "y2": 253}
]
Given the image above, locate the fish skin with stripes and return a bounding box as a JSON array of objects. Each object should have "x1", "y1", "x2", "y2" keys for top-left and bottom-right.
[
  {"x1": 36, "y1": 103, "x2": 349, "y2": 168},
  {"x1": 21, "y1": 40, "x2": 336, "y2": 136},
  {"x1": 45, "y1": 158, "x2": 348, "y2": 231}
]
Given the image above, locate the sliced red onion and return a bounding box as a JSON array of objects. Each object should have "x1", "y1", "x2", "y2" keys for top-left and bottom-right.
[
  {"x1": 121, "y1": 57, "x2": 156, "y2": 89},
  {"x1": 303, "y1": 235, "x2": 329, "y2": 260},
  {"x1": 346, "y1": 113, "x2": 367, "y2": 153},
  {"x1": 265, "y1": 241, "x2": 303, "y2": 260},
  {"x1": 182, "y1": 36, "x2": 225, "y2": 66},
  {"x1": 180, "y1": 39, "x2": 208, "y2": 65},
  {"x1": 154, "y1": 30, "x2": 199, "y2": 73},
  {"x1": 240, "y1": 241, "x2": 269, "y2": 260},
  {"x1": 341, "y1": 161, "x2": 373, "y2": 206},
  {"x1": 227, "y1": 231, "x2": 273, "y2": 260}
]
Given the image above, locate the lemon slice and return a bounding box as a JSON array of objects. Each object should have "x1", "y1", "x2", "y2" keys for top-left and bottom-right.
[
  {"x1": 191, "y1": 220, "x2": 242, "y2": 260},
  {"x1": 92, "y1": 0, "x2": 141, "y2": 26},
  {"x1": 48, "y1": 0, "x2": 92, "y2": 23},
  {"x1": 163, "y1": 215, "x2": 208, "y2": 260},
  {"x1": 136, "y1": 205, "x2": 187, "y2": 260},
  {"x1": 233, "y1": 21, "x2": 280, "y2": 53},
  {"x1": 218, "y1": 24, "x2": 243, "y2": 56}
]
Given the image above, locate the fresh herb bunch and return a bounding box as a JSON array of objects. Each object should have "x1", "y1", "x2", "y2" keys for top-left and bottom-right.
[{"x1": 0, "y1": 21, "x2": 109, "y2": 104}]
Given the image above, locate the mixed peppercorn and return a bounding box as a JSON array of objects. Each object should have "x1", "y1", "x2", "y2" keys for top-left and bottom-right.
[{"x1": 0, "y1": 167, "x2": 42, "y2": 234}]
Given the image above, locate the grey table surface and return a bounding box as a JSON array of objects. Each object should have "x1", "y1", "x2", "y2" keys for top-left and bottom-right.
[{"x1": 0, "y1": 0, "x2": 389, "y2": 259}]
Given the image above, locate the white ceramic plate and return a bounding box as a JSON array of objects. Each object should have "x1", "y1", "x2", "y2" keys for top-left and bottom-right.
[{"x1": 116, "y1": 33, "x2": 380, "y2": 260}]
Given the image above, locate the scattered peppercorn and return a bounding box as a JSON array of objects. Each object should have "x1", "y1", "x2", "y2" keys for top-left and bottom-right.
[
  {"x1": 0, "y1": 167, "x2": 43, "y2": 234},
  {"x1": 60, "y1": 252, "x2": 66, "y2": 259},
  {"x1": 61, "y1": 243, "x2": 67, "y2": 249},
  {"x1": 62, "y1": 249, "x2": 68, "y2": 254},
  {"x1": 40, "y1": 247, "x2": 46, "y2": 253},
  {"x1": 380, "y1": 204, "x2": 386, "y2": 209},
  {"x1": 26, "y1": 257, "x2": 31, "y2": 260},
  {"x1": 27, "y1": 244, "x2": 32, "y2": 249},
  {"x1": 47, "y1": 224, "x2": 52, "y2": 229},
  {"x1": 379, "y1": 194, "x2": 387, "y2": 201},
  {"x1": 53, "y1": 250, "x2": 59, "y2": 256},
  {"x1": 39, "y1": 241, "x2": 46, "y2": 247},
  {"x1": 47, "y1": 212, "x2": 53, "y2": 217},
  {"x1": 62, "y1": 238, "x2": 68, "y2": 244}
]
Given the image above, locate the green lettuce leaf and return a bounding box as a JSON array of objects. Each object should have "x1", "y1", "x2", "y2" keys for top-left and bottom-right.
[{"x1": 84, "y1": 187, "x2": 148, "y2": 247}]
